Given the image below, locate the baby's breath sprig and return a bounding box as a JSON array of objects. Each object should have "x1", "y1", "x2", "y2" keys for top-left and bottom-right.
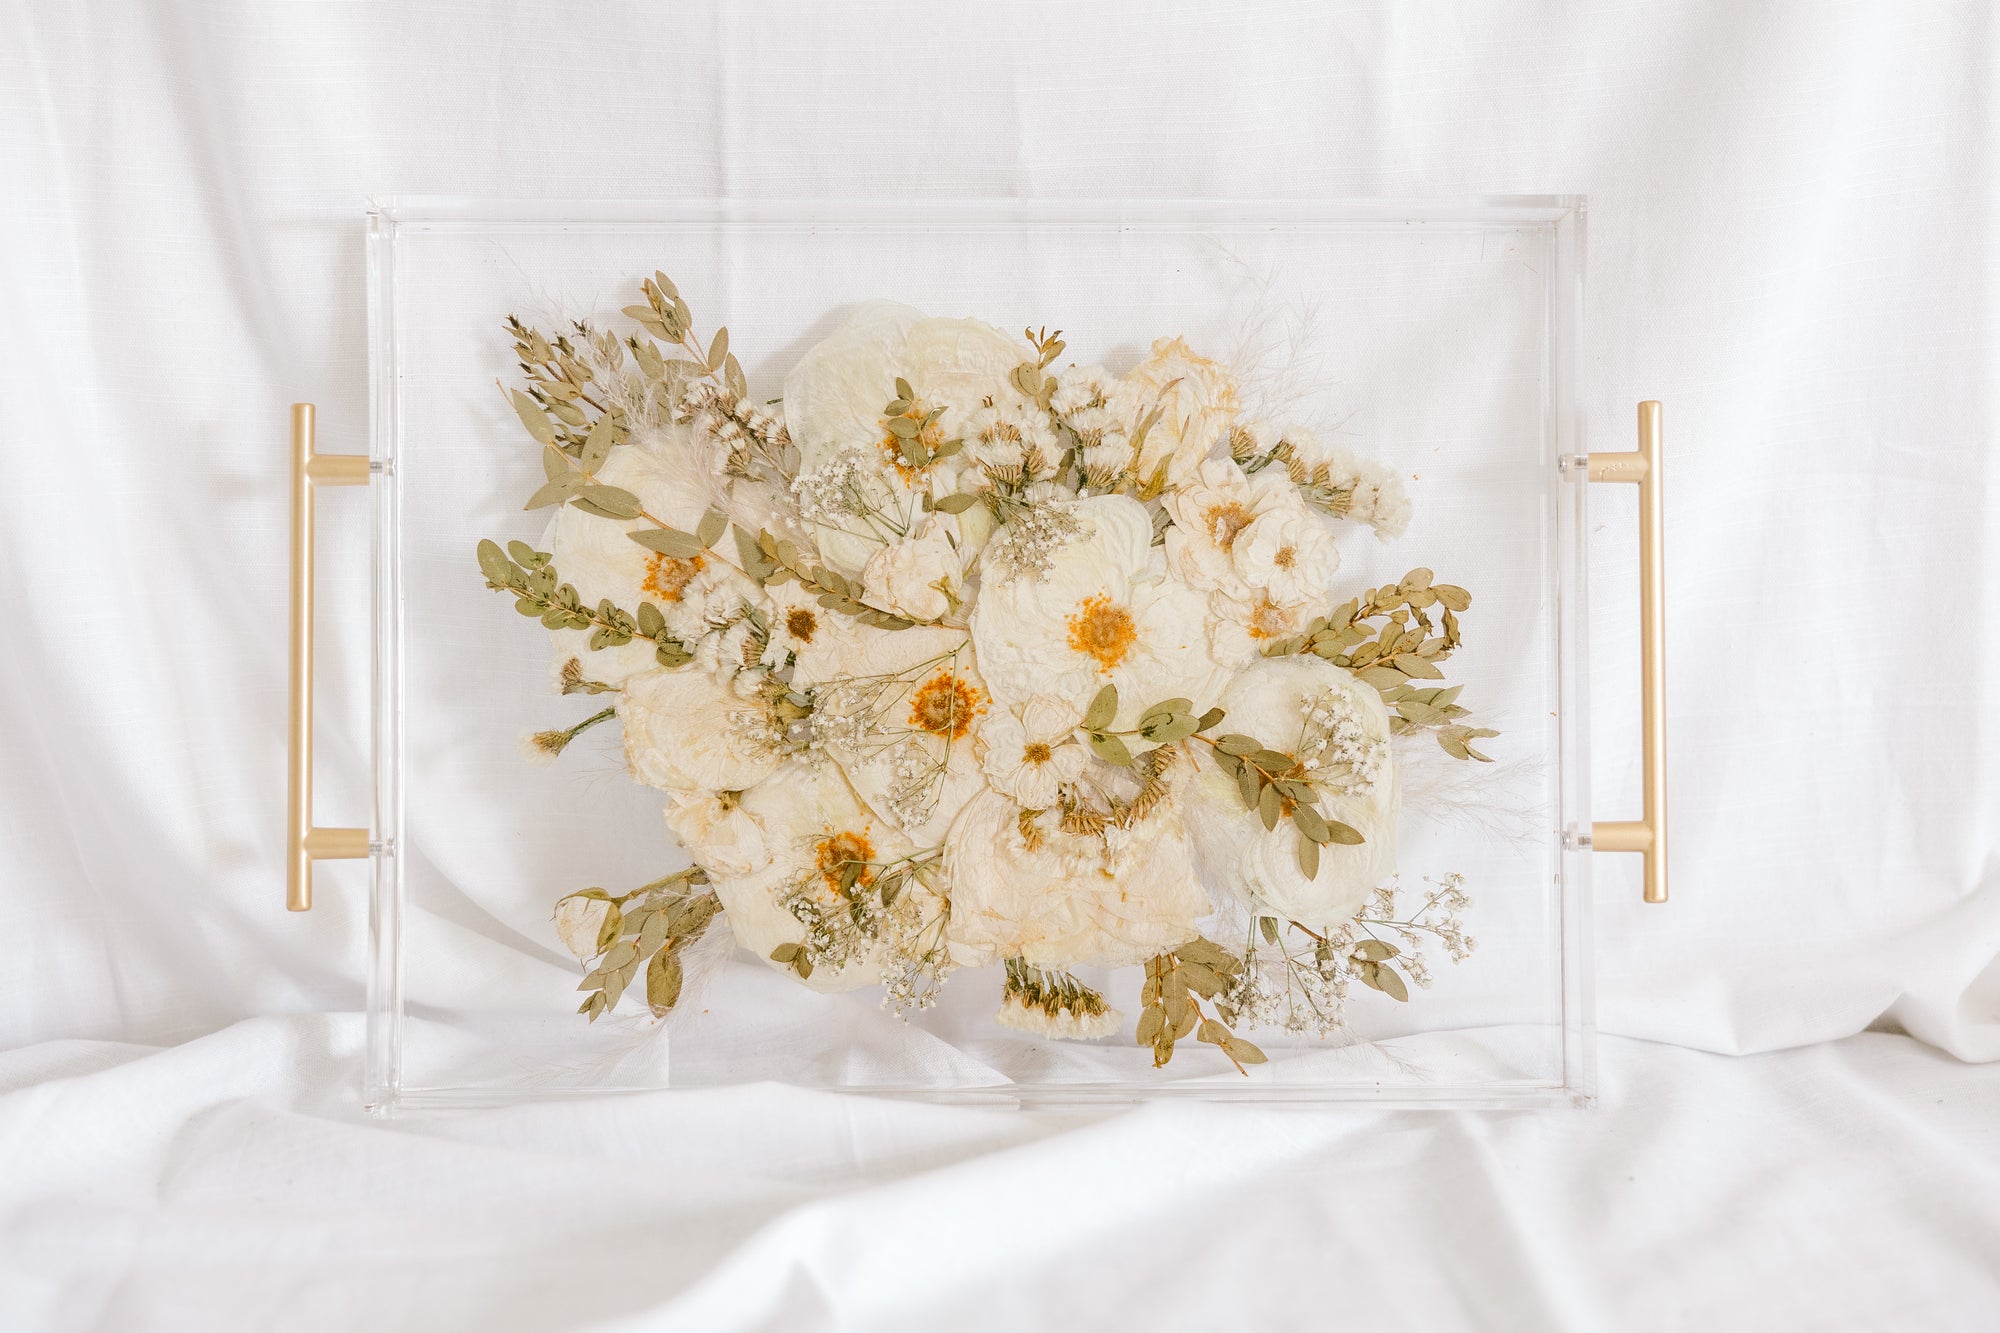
[
  {"x1": 1138, "y1": 938, "x2": 1266, "y2": 1072},
  {"x1": 475, "y1": 540, "x2": 693, "y2": 669}
]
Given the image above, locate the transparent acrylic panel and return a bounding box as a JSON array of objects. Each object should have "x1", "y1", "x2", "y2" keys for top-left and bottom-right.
[{"x1": 366, "y1": 199, "x2": 1592, "y2": 1111}]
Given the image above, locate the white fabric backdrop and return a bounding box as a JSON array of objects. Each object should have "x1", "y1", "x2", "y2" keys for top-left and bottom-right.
[{"x1": 2, "y1": 1, "x2": 1995, "y2": 1328}]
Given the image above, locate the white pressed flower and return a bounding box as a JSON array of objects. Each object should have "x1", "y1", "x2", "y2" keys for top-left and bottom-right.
[
  {"x1": 552, "y1": 893, "x2": 613, "y2": 961},
  {"x1": 971, "y1": 494, "x2": 1231, "y2": 731},
  {"x1": 1184, "y1": 656, "x2": 1399, "y2": 930},
  {"x1": 542, "y1": 445, "x2": 753, "y2": 676},
  {"x1": 1122, "y1": 336, "x2": 1241, "y2": 487},
  {"x1": 1160, "y1": 457, "x2": 1299, "y2": 599},
  {"x1": 619, "y1": 666, "x2": 786, "y2": 793},
  {"x1": 1206, "y1": 588, "x2": 1318, "y2": 667},
  {"x1": 962, "y1": 392, "x2": 1061, "y2": 480},
  {"x1": 1233, "y1": 503, "x2": 1340, "y2": 607},
  {"x1": 755, "y1": 579, "x2": 863, "y2": 685},
  {"x1": 995, "y1": 992, "x2": 1122, "y2": 1040},
  {"x1": 661, "y1": 787, "x2": 772, "y2": 881},
  {"x1": 859, "y1": 517, "x2": 961, "y2": 623},
  {"x1": 813, "y1": 626, "x2": 990, "y2": 847},
  {"x1": 783, "y1": 303, "x2": 1026, "y2": 573},
  {"x1": 1281, "y1": 427, "x2": 1413, "y2": 539},
  {"x1": 974, "y1": 695, "x2": 1089, "y2": 808},
  {"x1": 944, "y1": 790, "x2": 1210, "y2": 970},
  {"x1": 706, "y1": 764, "x2": 920, "y2": 993}
]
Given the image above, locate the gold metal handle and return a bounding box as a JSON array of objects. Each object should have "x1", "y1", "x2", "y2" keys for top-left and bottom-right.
[
  {"x1": 288, "y1": 403, "x2": 371, "y2": 911},
  {"x1": 1587, "y1": 401, "x2": 1668, "y2": 902}
]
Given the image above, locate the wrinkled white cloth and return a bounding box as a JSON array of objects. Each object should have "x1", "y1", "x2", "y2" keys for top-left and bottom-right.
[
  {"x1": 0, "y1": 1020, "x2": 1995, "y2": 1331},
  {"x1": 2, "y1": 1, "x2": 1997, "y2": 1328}
]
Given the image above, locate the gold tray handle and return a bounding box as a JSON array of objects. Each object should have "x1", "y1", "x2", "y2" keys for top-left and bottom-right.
[
  {"x1": 1587, "y1": 402, "x2": 1668, "y2": 902},
  {"x1": 288, "y1": 404, "x2": 371, "y2": 911}
]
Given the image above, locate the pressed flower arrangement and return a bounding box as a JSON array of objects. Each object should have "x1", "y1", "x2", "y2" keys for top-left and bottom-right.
[{"x1": 477, "y1": 275, "x2": 1490, "y2": 1071}]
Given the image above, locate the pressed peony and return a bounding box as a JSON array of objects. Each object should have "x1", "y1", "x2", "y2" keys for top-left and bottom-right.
[
  {"x1": 783, "y1": 302, "x2": 1024, "y2": 574},
  {"x1": 971, "y1": 494, "x2": 1231, "y2": 732},
  {"x1": 620, "y1": 666, "x2": 786, "y2": 793},
  {"x1": 1185, "y1": 656, "x2": 1399, "y2": 929},
  {"x1": 944, "y1": 790, "x2": 1210, "y2": 970}
]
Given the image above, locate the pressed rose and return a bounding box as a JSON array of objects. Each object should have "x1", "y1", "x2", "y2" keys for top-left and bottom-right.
[
  {"x1": 1161, "y1": 457, "x2": 1302, "y2": 600},
  {"x1": 860, "y1": 517, "x2": 961, "y2": 624},
  {"x1": 552, "y1": 893, "x2": 612, "y2": 962},
  {"x1": 705, "y1": 764, "x2": 922, "y2": 993},
  {"x1": 1122, "y1": 336, "x2": 1241, "y2": 486}
]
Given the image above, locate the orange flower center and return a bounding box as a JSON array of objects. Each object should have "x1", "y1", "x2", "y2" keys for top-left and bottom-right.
[
  {"x1": 1272, "y1": 545, "x2": 1297, "y2": 570},
  {"x1": 1067, "y1": 594, "x2": 1139, "y2": 673},
  {"x1": 879, "y1": 405, "x2": 946, "y2": 485},
  {"x1": 1022, "y1": 741, "x2": 1053, "y2": 765},
  {"x1": 642, "y1": 552, "x2": 705, "y2": 602},
  {"x1": 1205, "y1": 501, "x2": 1254, "y2": 551},
  {"x1": 1245, "y1": 595, "x2": 1293, "y2": 641},
  {"x1": 785, "y1": 606, "x2": 819, "y2": 643},
  {"x1": 908, "y1": 671, "x2": 984, "y2": 739},
  {"x1": 814, "y1": 829, "x2": 875, "y2": 894}
]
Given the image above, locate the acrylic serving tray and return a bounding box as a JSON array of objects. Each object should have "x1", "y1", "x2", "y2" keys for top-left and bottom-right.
[{"x1": 288, "y1": 198, "x2": 1665, "y2": 1112}]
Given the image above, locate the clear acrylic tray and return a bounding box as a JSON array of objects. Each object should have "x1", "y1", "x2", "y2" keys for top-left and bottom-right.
[{"x1": 320, "y1": 198, "x2": 1598, "y2": 1110}]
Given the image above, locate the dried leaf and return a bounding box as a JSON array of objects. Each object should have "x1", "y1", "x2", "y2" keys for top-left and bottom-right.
[
  {"x1": 475, "y1": 539, "x2": 512, "y2": 584},
  {"x1": 1083, "y1": 683, "x2": 1119, "y2": 731},
  {"x1": 574, "y1": 485, "x2": 642, "y2": 519},
  {"x1": 1296, "y1": 832, "x2": 1322, "y2": 880},
  {"x1": 628, "y1": 527, "x2": 707, "y2": 558},
  {"x1": 1324, "y1": 820, "x2": 1366, "y2": 846},
  {"x1": 695, "y1": 507, "x2": 728, "y2": 549},
  {"x1": 646, "y1": 948, "x2": 684, "y2": 1014},
  {"x1": 1087, "y1": 731, "x2": 1133, "y2": 767},
  {"x1": 580, "y1": 416, "x2": 618, "y2": 474},
  {"x1": 509, "y1": 389, "x2": 555, "y2": 445}
]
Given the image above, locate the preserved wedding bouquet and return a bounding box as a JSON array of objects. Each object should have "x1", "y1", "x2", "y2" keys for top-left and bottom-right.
[{"x1": 476, "y1": 276, "x2": 1492, "y2": 1071}]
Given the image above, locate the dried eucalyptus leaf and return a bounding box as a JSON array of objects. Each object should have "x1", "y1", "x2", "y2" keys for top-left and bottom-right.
[
  {"x1": 1324, "y1": 820, "x2": 1366, "y2": 846},
  {"x1": 476, "y1": 539, "x2": 512, "y2": 583},
  {"x1": 1178, "y1": 960, "x2": 1225, "y2": 997},
  {"x1": 1397, "y1": 656, "x2": 1446, "y2": 680},
  {"x1": 524, "y1": 476, "x2": 577, "y2": 510},
  {"x1": 1196, "y1": 707, "x2": 1226, "y2": 731},
  {"x1": 1222, "y1": 1036, "x2": 1267, "y2": 1065},
  {"x1": 509, "y1": 389, "x2": 555, "y2": 445},
  {"x1": 1214, "y1": 734, "x2": 1259, "y2": 756},
  {"x1": 1296, "y1": 833, "x2": 1321, "y2": 880},
  {"x1": 1259, "y1": 916, "x2": 1282, "y2": 946},
  {"x1": 1375, "y1": 964, "x2": 1410, "y2": 1002},
  {"x1": 1235, "y1": 765, "x2": 1261, "y2": 810},
  {"x1": 1087, "y1": 731, "x2": 1133, "y2": 767},
  {"x1": 769, "y1": 943, "x2": 800, "y2": 963},
  {"x1": 932, "y1": 492, "x2": 980, "y2": 514},
  {"x1": 628, "y1": 527, "x2": 707, "y2": 558},
  {"x1": 574, "y1": 487, "x2": 642, "y2": 519},
  {"x1": 1292, "y1": 804, "x2": 1330, "y2": 844},
  {"x1": 646, "y1": 948, "x2": 684, "y2": 1014},
  {"x1": 1135, "y1": 1007, "x2": 1164, "y2": 1046},
  {"x1": 695, "y1": 508, "x2": 727, "y2": 549},
  {"x1": 1083, "y1": 683, "x2": 1119, "y2": 731},
  {"x1": 1258, "y1": 782, "x2": 1281, "y2": 831},
  {"x1": 707, "y1": 326, "x2": 729, "y2": 372},
  {"x1": 1196, "y1": 1018, "x2": 1229, "y2": 1045},
  {"x1": 1353, "y1": 940, "x2": 1398, "y2": 962}
]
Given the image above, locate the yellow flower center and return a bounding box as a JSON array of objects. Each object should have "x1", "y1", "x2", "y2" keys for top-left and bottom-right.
[
  {"x1": 1245, "y1": 595, "x2": 1292, "y2": 641},
  {"x1": 1066, "y1": 594, "x2": 1138, "y2": 672},
  {"x1": 1205, "y1": 501, "x2": 1254, "y2": 551},
  {"x1": 1022, "y1": 741, "x2": 1053, "y2": 765},
  {"x1": 785, "y1": 606, "x2": 819, "y2": 643},
  {"x1": 642, "y1": 552, "x2": 704, "y2": 602},
  {"x1": 1273, "y1": 545, "x2": 1297, "y2": 570},
  {"x1": 814, "y1": 829, "x2": 875, "y2": 895},
  {"x1": 909, "y1": 671, "x2": 984, "y2": 739}
]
